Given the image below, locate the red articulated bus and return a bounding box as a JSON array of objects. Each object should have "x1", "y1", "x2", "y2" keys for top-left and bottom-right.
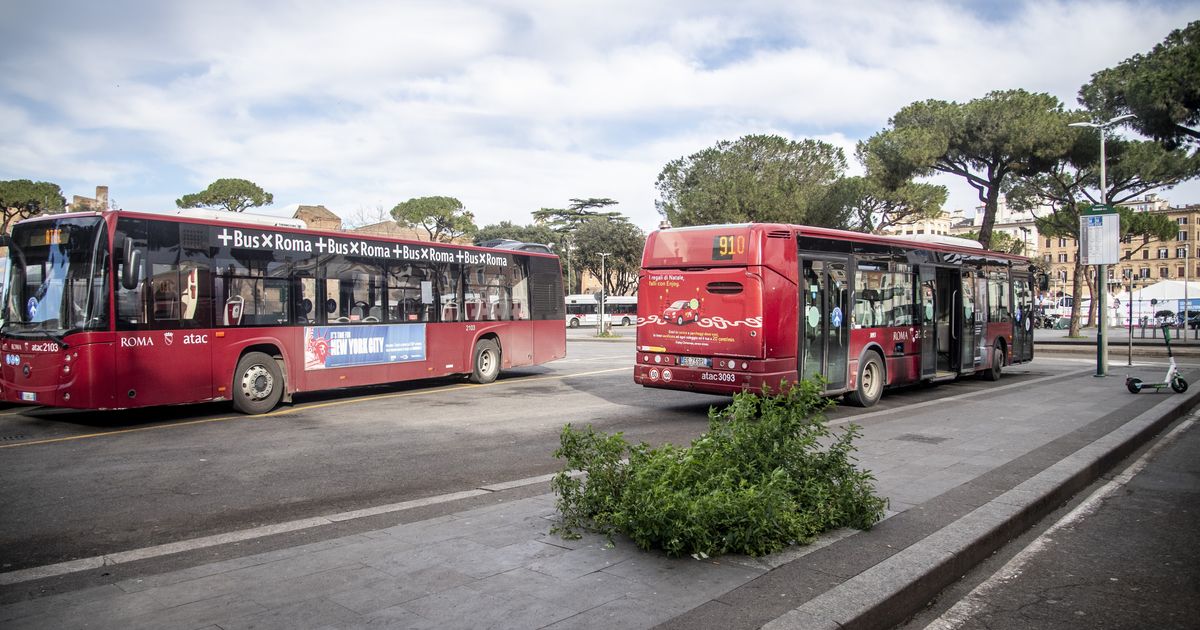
[
  {"x1": 0, "y1": 208, "x2": 565, "y2": 414},
  {"x1": 634, "y1": 223, "x2": 1037, "y2": 407}
]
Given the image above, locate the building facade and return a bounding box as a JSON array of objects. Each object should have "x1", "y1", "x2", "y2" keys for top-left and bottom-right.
[
  {"x1": 883, "y1": 198, "x2": 1043, "y2": 259},
  {"x1": 1040, "y1": 199, "x2": 1200, "y2": 302}
]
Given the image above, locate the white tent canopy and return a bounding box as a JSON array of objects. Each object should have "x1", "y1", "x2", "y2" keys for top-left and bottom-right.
[{"x1": 1108, "y1": 279, "x2": 1200, "y2": 323}]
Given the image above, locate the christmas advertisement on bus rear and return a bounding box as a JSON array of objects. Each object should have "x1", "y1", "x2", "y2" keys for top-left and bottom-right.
[
  {"x1": 304, "y1": 325, "x2": 427, "y2": 370},
  {"x1": 637, "y1": 272, "x2": 763, "y2": 356}
]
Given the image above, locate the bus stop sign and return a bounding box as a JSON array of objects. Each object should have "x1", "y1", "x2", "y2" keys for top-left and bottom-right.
[{"x1": 1080, "y1": 205, "x2": 1119, "y2": 266}]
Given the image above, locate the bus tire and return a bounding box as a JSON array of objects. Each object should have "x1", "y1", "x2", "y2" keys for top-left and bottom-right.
[
  {"x1": 469, "y1": 339, "x2": 501, "y2": 384},
  {"x1": 621, "y1": 317, "x2": 631, "y2": 326},
  {"x1": 232, "y1": 351, "x2": 283, "y2": 415},
  {"x1": 981, "y1": 343, "x2": 1003, "y2": 381},
  {"x1": 568, "y1": 318, "x2": 580, "y2": 328},
  {"x1": 845, "y1": 353, "x2": 884, "y2": 408}
]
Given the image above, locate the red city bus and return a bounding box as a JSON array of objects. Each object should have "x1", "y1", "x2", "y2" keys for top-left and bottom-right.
[
  {"x1": 0, "y1": 209, "x2": 566, "y2": 414},
  {"x1": 634, "y1": 223, "x2": 1037, "y2": 406}
]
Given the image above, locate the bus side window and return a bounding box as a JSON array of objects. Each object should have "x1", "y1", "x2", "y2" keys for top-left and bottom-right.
[
  {"x1": 510, "y1": 261, "x2": 528, "y2": 320},
  {"x1": 294, "y1": 275, "x2": 316, "y2": 324},
  {"x1": 114, "y1": 218, "x2": 149, "y2": 330},
  {"x1": 437, "y1": 263, "x2": 461, "y2": 322},
  {"x1": 152, "y1": 269, "x2": 180, "y2": 321}
]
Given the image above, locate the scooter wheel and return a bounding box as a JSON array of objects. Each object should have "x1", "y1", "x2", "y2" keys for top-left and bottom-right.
[
  {"x1": 1126, "y1": 377, "x2": 1143, "y2": 394},
  {"x1": 1171, "y1": 377, "x2": 1188, "y2": 394}
]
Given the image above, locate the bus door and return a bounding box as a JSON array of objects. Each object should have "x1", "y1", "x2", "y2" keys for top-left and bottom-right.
[
  {"x1": 800, "y1": 256, "x2": 849, "y2": 391},
  {"x1": 918, "y1": 265, "x2": 936, "y2": 377},
  {"x1": 976, "y1": 274, "x2": 990, "y2": 365},
  {"x1": 114, "y1": 219, "x2": 214, "y2": 405},
  {"x1": 961, "y1": 270, "x2": 978, "y2": 371},
  {"x1": 1012, "y1": 273, "x2": 1034, "y2": 362},
  {"x1": 933, "y1": 267, "x2": 962, "y2": 374}
]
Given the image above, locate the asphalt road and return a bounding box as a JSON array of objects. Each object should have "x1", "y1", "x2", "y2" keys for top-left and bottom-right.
[{"x1": 0, "y1": 339, "x2": 1130, "y2": 577}]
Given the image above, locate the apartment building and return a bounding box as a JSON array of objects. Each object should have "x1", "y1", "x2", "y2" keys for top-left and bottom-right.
[
  {"x1": 883, "y1": 198, "x2": 1042, "y2": 258},
  {"x1": 1040, "y1": 200, "x2": 1200, "y2": 301}
]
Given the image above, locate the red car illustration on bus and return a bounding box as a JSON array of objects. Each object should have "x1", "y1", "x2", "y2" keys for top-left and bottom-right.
[{"x1": 663, "y1": 299, "x2": 701, "y2": 325}]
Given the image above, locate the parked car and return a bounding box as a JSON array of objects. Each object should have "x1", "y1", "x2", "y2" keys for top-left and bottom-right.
[{"x1": 1183, "y1": 310, "x2": 1200, "y2": 329}]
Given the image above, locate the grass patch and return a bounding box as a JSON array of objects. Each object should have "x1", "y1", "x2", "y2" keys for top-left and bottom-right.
[{"x1": 550, "y1": 380, "x2": 887, "y2": 558}]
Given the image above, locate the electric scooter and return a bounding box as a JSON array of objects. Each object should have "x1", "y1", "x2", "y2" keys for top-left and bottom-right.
[{"x1": 1126, "y1": 322, "x2": 1189, "y2": 394}]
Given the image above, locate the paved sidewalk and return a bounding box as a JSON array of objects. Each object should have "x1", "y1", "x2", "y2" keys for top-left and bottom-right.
[{"x1": 1, "y1": 362, "x2": 1196, "y2": 629}]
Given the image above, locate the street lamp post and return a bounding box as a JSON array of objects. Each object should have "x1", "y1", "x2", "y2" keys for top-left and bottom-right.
[
  {"x1": 1127, "y1": 273, "x2": 1134, "y2": 365},
  {"x1": 1069, "y1": 113, "x2": 1136, "y2": 377},
  {"x1": 597, "y1": 252, "x2": 611, "y2": 335}
]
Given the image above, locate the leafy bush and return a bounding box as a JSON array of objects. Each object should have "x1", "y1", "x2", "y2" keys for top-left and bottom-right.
[{"x1": 551, "y1": 380, "x2": 887, "y2": 558}]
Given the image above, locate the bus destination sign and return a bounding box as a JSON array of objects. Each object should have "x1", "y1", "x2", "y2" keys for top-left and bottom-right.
[{"x1": 711, "y1": 234, "x2": 747, "y2": 261}]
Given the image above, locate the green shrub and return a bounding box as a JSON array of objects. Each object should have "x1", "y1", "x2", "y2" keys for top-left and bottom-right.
[{"x1": 550, "y1": 380, "x2": 888, "y2": 557}]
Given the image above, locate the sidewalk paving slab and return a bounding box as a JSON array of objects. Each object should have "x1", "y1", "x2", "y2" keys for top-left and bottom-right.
[{"x1": 1, "y1": 361, "x2": 1197, "y2": 630}]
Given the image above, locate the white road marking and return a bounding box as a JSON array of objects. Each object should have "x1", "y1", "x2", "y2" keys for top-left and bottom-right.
[
  {"x1": 827, "y1": 368, "x2": 1093, "y2": 426},
  {"x1": 0, "y1": 473, "x2": 560, "y2": 586}
]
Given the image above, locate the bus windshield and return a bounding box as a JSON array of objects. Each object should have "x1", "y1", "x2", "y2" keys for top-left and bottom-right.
[{"x1": 4, "y1": 216, "x2": 109, "y2": 337}]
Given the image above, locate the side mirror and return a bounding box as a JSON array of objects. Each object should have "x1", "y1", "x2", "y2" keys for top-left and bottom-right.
[
  {"x1": 120, "y1": 237, "x2": 142, "y2": 291},
  {"x1": 1036, "y1": 273, "x2": 1049, "y2": 292}
]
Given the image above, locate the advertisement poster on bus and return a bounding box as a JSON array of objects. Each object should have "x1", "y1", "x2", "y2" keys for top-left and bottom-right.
[
  {"x1": 304, "y1": 324, "x2": 427, "y2": 370},
  {"x1": 637, "y1": 271, "x2": 762, "y2": 357}
]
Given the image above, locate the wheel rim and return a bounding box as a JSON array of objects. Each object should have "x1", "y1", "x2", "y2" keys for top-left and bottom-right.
[
  {"x1": 479, "y1": 349, "x2": 496, "y2": 377},
  {"x1": 862, "y1": 361, "x2": 881, "y2": 399},
  {"x1": 240, "y1": 364, "x2": 274, "y2": 401}
]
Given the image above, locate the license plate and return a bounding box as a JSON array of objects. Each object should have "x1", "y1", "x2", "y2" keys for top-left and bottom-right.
[
  {"x1": 20, "y1": 392, "x2": 36, "y2": 402},
  {"x1": 678, "y1": 356, "x2": 711, "y2": 368}
]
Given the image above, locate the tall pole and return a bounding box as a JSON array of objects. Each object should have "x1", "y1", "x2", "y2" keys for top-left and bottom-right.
[
  {"x1": 1128, "y1": 275, "x2": 1134, "y2": 366},
  {"x1": 565, "y1": 239, "x2": 573, "y2": 294},
  {"x1": 597, "y1": 252, "x2": 611, "y2": 335},
  {"x1": 1071, "y1": 113, "x2": 1135, "y2": 377},
  {"x1": 1097, "y1": 125, "x2": 1109, "y2": 376}
]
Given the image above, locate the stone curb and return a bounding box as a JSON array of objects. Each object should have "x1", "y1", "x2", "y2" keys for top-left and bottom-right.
[{"x1": 763, "y1": 380, "x2": 1200, "y2": 630}]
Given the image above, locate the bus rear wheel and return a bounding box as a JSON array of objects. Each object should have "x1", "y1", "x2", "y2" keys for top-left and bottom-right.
[
  {"x1": 568, "y1": 318, "x2": 580, "y2": 328},
  {"x1": 845, "y1": 353, "x2": 883, "y2": 407},
  {"x1": 621, "y1": 316, "x2": 631, "y2": 326},
  {"x1": 232, "y1": 351, "x2": 283, "y2": 415},
  {"x1": 469, "y1": 339, "x2": 501, "y2": 384},
  {"x1": 981, "y1": 343, "x2": 1003, "y2": 381}
]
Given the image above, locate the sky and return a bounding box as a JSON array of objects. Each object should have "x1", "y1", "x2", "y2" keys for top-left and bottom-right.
[{"x1": 1, "y1": 0, "x2": 1197, "y2": 232}]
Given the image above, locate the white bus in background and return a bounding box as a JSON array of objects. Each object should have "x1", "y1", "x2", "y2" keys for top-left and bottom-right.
[
  {"x1": 604, "y1": 296, "x2": 637, "y2": 326},
  {"x1": 564, "y1": 294, "x2": 638, "y2": 328},
  {"x1": 565, "y1": 294, "x2": 603, "y2": 328}
]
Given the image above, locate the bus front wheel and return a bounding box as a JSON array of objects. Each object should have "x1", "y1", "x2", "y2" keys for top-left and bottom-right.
[
  {"x1": 232, "y1": 351, "x2": 283, "y2": 414},
  {"x1": 845, "y1": 353, "x2": 883, "y2": 407},
  {"x1": 469, "y1": 339, "x2": 501, "y2": 384},
  {"x1": 568, "y1": 318, "x2": 580, "y2": 328},
  {"x1": 621, "y1": 317, "x2": 631, "y2": 326}
]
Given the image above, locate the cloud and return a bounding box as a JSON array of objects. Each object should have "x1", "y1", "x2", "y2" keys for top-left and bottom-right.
[{"x1": 0, "y1": 0, "x2": 1197, "y2": 231}]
